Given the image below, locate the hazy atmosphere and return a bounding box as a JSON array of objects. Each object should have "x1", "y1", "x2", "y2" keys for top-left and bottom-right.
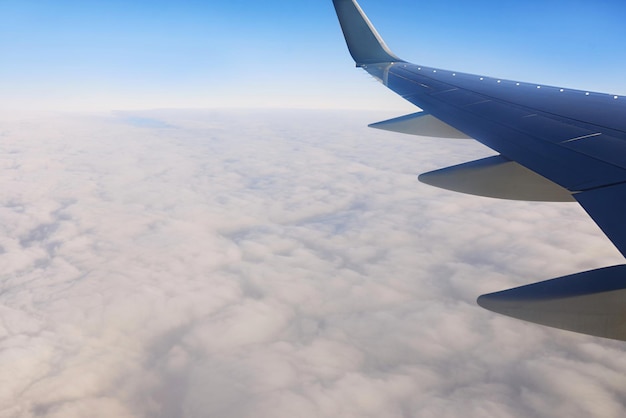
[{"x1": 2, "y1": 0, "x2": 626, "y2": 417}]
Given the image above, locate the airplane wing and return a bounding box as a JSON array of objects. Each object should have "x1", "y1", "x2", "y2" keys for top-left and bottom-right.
[{"x1": 332, "y1": 0, "x2": 626, "y2": 341}]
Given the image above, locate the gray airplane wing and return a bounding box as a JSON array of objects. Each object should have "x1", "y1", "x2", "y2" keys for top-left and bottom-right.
[{"x1": 332, "y1": 0, "x2": 626, "y2": 341}]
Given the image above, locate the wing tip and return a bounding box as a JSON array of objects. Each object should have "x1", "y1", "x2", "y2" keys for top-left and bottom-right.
[{"x1": 332, "y1": 0, "x2": 403, "y2": 65}]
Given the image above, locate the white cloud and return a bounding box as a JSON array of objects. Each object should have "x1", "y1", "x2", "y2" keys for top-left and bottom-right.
[{"x1": 0, "y1": 109, "x2": 624, "y2": 417}]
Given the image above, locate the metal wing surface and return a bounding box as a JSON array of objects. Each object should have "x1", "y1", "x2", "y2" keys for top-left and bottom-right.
[{"x1": 332, "y1": 0, "x2": 626, "y2": 341}]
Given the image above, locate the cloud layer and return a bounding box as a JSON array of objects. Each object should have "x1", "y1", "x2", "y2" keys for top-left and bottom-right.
[{"x1": 1, "y1": 109, "x2": 625, "y2": 417}]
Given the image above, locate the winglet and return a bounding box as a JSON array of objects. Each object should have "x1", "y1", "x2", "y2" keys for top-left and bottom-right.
[{"x1": 332, "y1": 0, "x2": 403, "y2": 65}]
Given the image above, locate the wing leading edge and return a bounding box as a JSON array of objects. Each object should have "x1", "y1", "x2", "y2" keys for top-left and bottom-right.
[{"x1": 332, "y1": 0, "x2": 626, "y2": 341}]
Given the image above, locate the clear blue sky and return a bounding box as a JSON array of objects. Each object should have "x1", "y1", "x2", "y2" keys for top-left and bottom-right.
[{"x1": 1, "y1": 0, "x2": 625, "y2": 111}]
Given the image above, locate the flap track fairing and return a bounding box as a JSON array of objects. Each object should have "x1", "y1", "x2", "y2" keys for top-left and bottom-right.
[
  {"x1": 369, "y1": 112, "x2": 471, "y2": 139},
  {"x1": 418, "y1": 155, "x2": 575, "y2": 202}
]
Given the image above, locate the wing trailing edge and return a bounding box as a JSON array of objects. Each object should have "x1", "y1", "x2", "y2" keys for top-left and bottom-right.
[{"x1": 575, "y1": 182, "x2": 626, "y2": 258}]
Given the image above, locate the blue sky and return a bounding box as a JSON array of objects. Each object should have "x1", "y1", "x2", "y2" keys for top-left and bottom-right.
[{"x1": 1, "y1": 0, "x2": 625, "y2": 111}]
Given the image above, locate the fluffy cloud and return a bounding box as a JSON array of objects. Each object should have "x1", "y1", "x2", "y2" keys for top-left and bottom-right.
[{"x1": 0, "y1": 109, "x2": 624, "y2": 417}]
